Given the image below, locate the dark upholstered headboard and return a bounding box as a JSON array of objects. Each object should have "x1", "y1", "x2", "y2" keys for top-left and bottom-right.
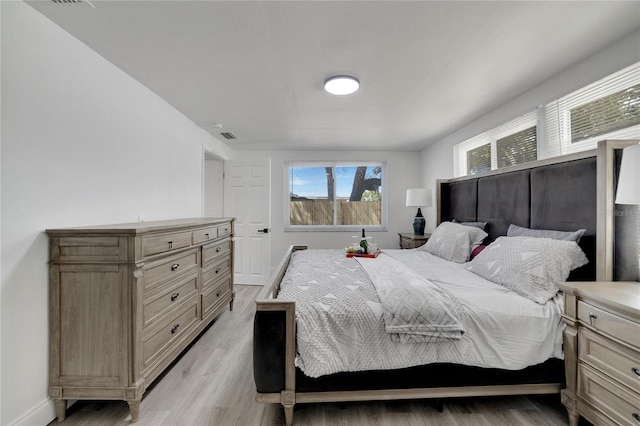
[{"x1": 438, "y1": 153, "x2": 597, "y2": 281}]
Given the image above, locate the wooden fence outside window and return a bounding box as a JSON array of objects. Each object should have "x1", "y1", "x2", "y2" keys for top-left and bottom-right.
[{"x1": 290, "y1": 200, "x2": 381, "y2": 226}]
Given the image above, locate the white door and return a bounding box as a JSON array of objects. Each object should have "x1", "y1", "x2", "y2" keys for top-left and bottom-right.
[{"x1": 224, "y1": 159, "x2": 271, "y2": 285}]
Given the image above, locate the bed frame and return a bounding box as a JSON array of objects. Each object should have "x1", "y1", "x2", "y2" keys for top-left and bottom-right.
[{"x1": 254, "y1": 149, "x2": 600, "y2": 425}]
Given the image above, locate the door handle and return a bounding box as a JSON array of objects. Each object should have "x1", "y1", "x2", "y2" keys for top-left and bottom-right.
[{"x1": 257, "y1": 228, "x2": 270, "y2": 234}]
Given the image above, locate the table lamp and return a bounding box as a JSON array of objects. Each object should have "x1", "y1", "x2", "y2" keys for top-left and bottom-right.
[{"x1": 406, "y1": 188, "x2": 432, "y2": 236}]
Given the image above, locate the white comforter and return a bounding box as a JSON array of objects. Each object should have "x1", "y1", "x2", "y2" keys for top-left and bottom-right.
[{"x1": 277, "y1": 249, "x2": 564, "y2": 378}]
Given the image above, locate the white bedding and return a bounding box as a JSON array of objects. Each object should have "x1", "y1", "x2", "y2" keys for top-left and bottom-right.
[{"x1": 277, "y1": 249, "x2": 564, "y2": 378}]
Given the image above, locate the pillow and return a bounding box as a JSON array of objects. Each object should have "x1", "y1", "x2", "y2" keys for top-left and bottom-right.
[
  {"x1": 470, "y1": 244, "x2": 487, "y2": 259},
  {"x1": 452, "y1": 219, "x2": 488, "y2": 230},
  {"x1": 468, "y1": 236, "x2": 588, "y2": 304},
  {"x1": 421, "y1": 221, "x2": 488, "y2": 263},
  {"x1": 507, "y1": 224, "x2": 586, "y2": 242}
]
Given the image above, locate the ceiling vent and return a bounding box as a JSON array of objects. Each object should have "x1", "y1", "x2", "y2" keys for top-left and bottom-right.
[
  {"x1": 51, "y1": 0, "x2": 95, "y2": 7},
  {"x1": 220, "y1": 132, "x2": 237, "y2": 140}
]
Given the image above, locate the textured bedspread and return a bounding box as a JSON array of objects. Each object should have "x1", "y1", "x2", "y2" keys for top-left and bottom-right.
[
  {"x1": 277, "y1": 249, "x2": 564, "y2": 378},
  {"x1": 354, "y1": 254, "x2": 464, "y2": 343}
]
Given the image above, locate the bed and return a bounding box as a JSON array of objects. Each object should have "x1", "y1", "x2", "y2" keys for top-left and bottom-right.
[{"x1": 253, "y1": 151, "x2": 598, "y2": 425}]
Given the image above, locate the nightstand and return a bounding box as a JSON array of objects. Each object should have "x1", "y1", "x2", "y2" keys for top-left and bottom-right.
[
  {"x1": 398, "y1": 233, "x2": 430, "y2": 249},
  {"x1": 558, "y1": 281, "x2": 640, "y2": 426}
]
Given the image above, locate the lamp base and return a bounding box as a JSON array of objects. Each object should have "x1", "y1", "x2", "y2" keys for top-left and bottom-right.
[{"x1": 413, "y1": 216, "x2": 425, "y2": 236}]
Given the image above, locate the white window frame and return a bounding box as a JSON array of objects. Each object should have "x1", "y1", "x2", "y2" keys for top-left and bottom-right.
[
  {"x1": 455, "y1": 62, "x2": 640, "y2": 177},
  {"x1": 284, "y1": 161, "x2": 388, "y2": 232},
  {"x1": 454, "y1": 111, "x2": 538, "y2": 177},
  {"x1": 555, "y1": 62, "x2": 640, "y2": 156}
]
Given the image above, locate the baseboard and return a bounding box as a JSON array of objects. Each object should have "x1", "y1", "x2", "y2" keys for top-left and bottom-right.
[{"x1": 9, "y1": 398, "x2": 56, "y2": 426}]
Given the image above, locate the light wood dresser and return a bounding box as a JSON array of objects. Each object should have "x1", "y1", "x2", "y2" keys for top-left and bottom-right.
[
  {"x1": 559, "y1": 281, "x2": 640, "y2": 426},
  {"x1": 47, "y1": 218, "x2": 235, "y2": 422}
]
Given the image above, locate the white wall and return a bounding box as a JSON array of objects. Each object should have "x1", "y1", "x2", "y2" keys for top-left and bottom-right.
[
  {"x1": 233, "y1": 150, "x2": 423, "y2": 267},
  {"x1": 204, "y1": 156, "x2": 225, "y2": 217},
  {"x1": 419, "y1": 29, "x2": 640, "y2": 232},
  {"x1": 0, "y1": 2, "x2": 228, "y2": 424}
]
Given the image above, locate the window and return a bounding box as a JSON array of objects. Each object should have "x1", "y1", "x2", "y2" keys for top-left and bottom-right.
[
  {"x1": 466, "y1": 143, "x2": 491, "y2": 174},
  {"x1": 570, "y1": 83, "x2": 640, "y2": 143},
  {"x1": 496, "y1": 125, "x2": 537, "y2": 168},
  {"x1": 455, "y1": 62, "x2": 640, "y2": 176},
  {"x1": 285, "y1": 162, "x2": 385, "y2": 230},
  {"x1": 543, "y1": 62, "x2": 640, "y2": 157},
  {"x1": 454, "y1": 111, "x2": 537, "y2": 176}
]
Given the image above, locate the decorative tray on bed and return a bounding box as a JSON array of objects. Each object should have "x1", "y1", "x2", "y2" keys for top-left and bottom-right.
[{"x1": 346, "y1": 249, "x2": 381, "y2": 258}]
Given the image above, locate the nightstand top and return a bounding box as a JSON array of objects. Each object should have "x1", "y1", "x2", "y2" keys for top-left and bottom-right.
[{"x1": 559, "y1": 281, "x2": 640, "y2": 319}]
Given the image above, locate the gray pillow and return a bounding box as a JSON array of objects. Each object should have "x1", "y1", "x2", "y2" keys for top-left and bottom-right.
[
  {"x1": 452, "y1": 219, "x2": 488, "y2": 230},
  {"x1": 507, "y1": 224, "x2": 586, "y2": 242},
  {"x1": 421, "y1": 221, "x2": 488, "y2": 263},
  {"x1": 467, "y1": 236, "x2": 588, "y2": 304}
]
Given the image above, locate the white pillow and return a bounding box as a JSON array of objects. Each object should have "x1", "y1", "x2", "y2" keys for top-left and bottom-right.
[
  {"x1": 467, "y1": 236, "x2": 588, "y2": 304},
  {"x1": 421, "y1": 221, "x2": 488, "y2": 263}
]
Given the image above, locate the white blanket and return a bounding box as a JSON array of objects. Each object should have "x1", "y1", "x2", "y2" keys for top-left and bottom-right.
[
  {"x1": 355, "y1": 254, "x2": 464, "y2": 343},
  {"x1": 276, "y1": 249, "x2": 564, "y2": 378}
]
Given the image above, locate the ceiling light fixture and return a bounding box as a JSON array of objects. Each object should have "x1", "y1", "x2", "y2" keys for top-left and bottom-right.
[{"x1": 324, "y1": 75, "x2": 360, "y2": 95}]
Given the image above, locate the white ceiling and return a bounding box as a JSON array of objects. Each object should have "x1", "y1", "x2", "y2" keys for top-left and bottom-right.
[{"x1": 26, "y1": 0, "x2": 640, "y2": 152}]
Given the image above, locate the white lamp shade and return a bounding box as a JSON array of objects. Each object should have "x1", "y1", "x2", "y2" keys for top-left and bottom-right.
[
  {"x1": 406, "y1": 188, "x2": 432, "y2": 207},
  {"x1": 615, "y1": 143, "x2": 640, "y2": 205}
]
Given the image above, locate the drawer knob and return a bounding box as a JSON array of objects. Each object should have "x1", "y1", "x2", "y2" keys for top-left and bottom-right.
[
  {"x1": 171, "y1": 263, "x2": 180, "y2": 271},
  {"x1": 168, "y1": 241, "x2": 173, "y2": 250},
  {"x1": 633, "y1": 367, "x2": 640, "y2": 379},
  {"x1": 588, "y1": 312, "x2": 597, "y2": 326},
  {"x1": 205, "y1": 233, "x2": 210, "y2": 239},
  {"x1": 633, "y1": 413, "x2": 640, "y2": 425},
  {"x1": 215, "y1": 267, "x2": 221, "y2": 274},
  {"x1": 216, "y1": 247, "x2": 221, "y2": 253},
  {"x1": 171, "y1": 324, "x2": 180, "y2": 334},
  {"x1": 216, "y1": 290, "x2": 222, "y2": 297},
  {"x1": 171, "y1": 292, "x2": 180, "y2": 302}
]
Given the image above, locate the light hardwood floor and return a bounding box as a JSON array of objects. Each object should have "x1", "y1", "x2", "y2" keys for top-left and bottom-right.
[{"x1": 50, "y1": 285, "x2": 588, "y2": 426}]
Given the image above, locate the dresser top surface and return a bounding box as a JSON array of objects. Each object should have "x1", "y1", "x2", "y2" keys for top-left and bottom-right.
[
  {"x1": 559, "y1": 281, "x2": 640, "y2": 319},
  {"x1": 47, "y1": 217, "x2": 235, "y2": 236}
]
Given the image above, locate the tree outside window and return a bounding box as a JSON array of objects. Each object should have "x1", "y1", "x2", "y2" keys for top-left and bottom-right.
[{"x1": 287, "y1": 163, "x2": 384, "y2": 229}]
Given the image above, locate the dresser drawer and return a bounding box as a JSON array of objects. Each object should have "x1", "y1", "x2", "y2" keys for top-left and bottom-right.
[
  {"x1": 579, "y1": 327, "x2": 640, "y2": 393},
  {"x1": 192, "y1": 226, "x2": 218, "y2": 245},
  {"x1": 142, "y1": 231, "x2": 191, "y2": 257},
  {"x1": 202, "y1": 277, "x2": 231, "y2": 318},
  {"x1": 143, "y1": 298, "x2": 199, "y2": 367},
  {"x1": 578, "y1": 301, "x2": 640, "y2": 348},
  {"x1": 144, "y1": 249, "x2": 198, "y2": 291},
  {"x1": 202, "y1": 256, "x2": 231, "y2": 290},
  {"x1": 143, "y1": 273, "x2": 198, "y2": 329},
  {"x1": 217, "y1": 223, "x2": 232, "y2": 238},
  {"x1": 579, "y1": 364, "x2": 640, "y2": 426},
  {"x1": 203, "y1": 239, "x2": 231, "y2": 266}
]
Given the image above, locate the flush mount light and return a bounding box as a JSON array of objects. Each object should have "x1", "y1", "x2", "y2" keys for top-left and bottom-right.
[{"x1": 324, "y1": 75, "x2": 360, "y2": 95}]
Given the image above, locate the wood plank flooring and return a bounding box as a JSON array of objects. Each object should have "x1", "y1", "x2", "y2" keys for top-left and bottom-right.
[{"x1": 49, "y1": 285, "x2": 586, "y2": 426}]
